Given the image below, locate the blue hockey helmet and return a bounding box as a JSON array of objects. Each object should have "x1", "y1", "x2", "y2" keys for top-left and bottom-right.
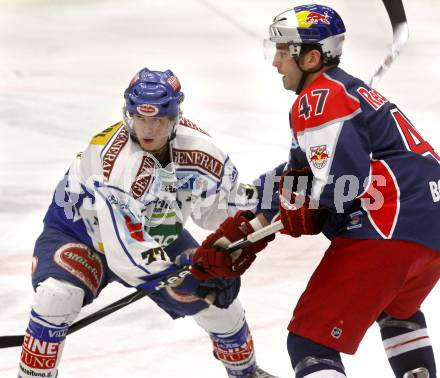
[
  {"x1": 124, "y1": 68, "x2": 184, "y2": 118},
  {"x1": 267, "y1": 4, "x2": 346, "y2": 65}
]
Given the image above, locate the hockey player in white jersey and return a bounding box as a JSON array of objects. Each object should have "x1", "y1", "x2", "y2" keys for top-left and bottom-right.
[{"x1": 18, "y1": 68, "x2": 276, "y2": 378}]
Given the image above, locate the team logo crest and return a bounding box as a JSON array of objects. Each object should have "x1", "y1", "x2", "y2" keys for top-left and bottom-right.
[
  {"x1": 310, "y1": 145, "x2": 329, "y2": 169},
  {"x1": 331, "y1": 326, "x2": 343, "y2": 339},
  {"x1": 166, "y1": 75, "x2": 181, "y2": 92},
  {"x1": 54, "y1": 243, "x2": 103, "y2": 296},
  {"x1": 165, "y1": 287, "x2": 200, "y2": 304},
  {"x1": 297, "y1": 10, "x2": 330, "y2": 27},
  {"x1": 137, "y1": 104, "x2": 159, "y2": 116}
]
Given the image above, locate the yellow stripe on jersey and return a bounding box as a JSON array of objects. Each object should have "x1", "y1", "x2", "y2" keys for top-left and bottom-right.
[
  {"x1": 97, "y1": 242, "x2": 105, "y2": 254},
  {"x1": 151, "y1": 211, "x2": 177, "y2": 219},
  {"x1": 90, "y1": 121, "x2": 124, "y2": 145}
]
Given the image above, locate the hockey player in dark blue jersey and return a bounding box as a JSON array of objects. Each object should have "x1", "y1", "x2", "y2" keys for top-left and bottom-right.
[{"x1": 191, "y1": 4, "x2": 440, "y2": 378}]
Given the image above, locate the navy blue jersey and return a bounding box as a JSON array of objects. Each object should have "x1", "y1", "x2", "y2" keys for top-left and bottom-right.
[{"x1": 262, "y1": 67, "x2": 440, "y2": 253}]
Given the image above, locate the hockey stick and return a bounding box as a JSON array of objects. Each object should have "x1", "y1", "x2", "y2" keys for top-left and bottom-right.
[
  {"x1": 0, "y1": 289, "x2": 149, "y2": 349},
  {"x1": 0, "y1": 220, "x2": 283, "y2": 348},
  {"x1": 155, "y1": 220, "x2": 284, "y2": 290},
  {"x1": 0, "y1": 1, "x2": 405, "y2": 350},
  {"x1": 369, "y1": 0, "x2": 409, "y2": 87}
]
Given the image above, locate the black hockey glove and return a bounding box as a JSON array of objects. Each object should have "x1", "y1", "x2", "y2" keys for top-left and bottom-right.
[{"x1": 196, "y1": 277, "x2": 241, "y2": 309}]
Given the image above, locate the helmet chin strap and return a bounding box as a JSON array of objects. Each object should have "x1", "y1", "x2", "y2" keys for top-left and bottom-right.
[
  {"x1": 293, "y1": 58, "x2": 324, "y2": 95},
  {"x1": 290, "y1": 44, "x2": 325, "y2": 95},
  {"x1": 168, "y1": 112, "x2": 181, "y2": 142}
]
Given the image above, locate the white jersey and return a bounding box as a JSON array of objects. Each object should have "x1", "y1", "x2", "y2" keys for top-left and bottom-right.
[{"x1": 44, "y1": 118, "x2": 256, "y2": 290}]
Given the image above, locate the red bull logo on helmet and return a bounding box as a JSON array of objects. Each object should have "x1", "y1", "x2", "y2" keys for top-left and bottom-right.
[
  {"x1": 166, "y1": 75, "x2": 181, "y2": 92},
  {"x1": 310, "y1": 145, "x2": 330, "y2": 169},
  {"x1": 137, "y1": 104, "x2": 159, "y2": 116},
  {"x1": 297, "y1": 10, "x2": 330, "y2": 28}
]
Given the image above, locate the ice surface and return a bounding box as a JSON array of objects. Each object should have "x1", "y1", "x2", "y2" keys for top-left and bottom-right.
[{"x1": 0, "y1": 0, "x2": 438, "y2": 377}]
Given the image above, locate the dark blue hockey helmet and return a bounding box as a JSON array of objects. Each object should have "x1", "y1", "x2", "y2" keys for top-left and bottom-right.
[
  {"x1": 268, "y1": 4, "x2": 346, "y2": 64},
  {"x1": 124, "y1": 68, "x2": 184, "y2": 118}
]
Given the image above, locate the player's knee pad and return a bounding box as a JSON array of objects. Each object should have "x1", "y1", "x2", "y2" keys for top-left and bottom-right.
[
  {"x1": 287, "y1": 332, "x2": 346, "y2": 378},
  {"x1": 32, "y1": 277, "x2": 85, "y2": 324},
  {"x1": 377, "y1": 311, "x2": 436, "y2": 378},
  {"x1": 192, "y1": 298, "x2": 244, "y2": 334},
  {"x1": 19, "y1": 278, "x2": 84, "y2": 378},
  {"x1": 193, "y1": 299, "x2": 256, "y2": 378}
]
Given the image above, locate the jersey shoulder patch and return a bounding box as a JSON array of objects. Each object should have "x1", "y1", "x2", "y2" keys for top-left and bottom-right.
[
  {"x1": 90, "y1": 121, "x2": 124, "y2": 145},
  {"x1": 179, "y1": 117, "x2": 211, "y2": 137},
  {"x1": 292, "y1": 74, "x2": 361, "y2": 134},
  {"x1": 172, "y1": 148, "x2": 224, "y2": 179}
]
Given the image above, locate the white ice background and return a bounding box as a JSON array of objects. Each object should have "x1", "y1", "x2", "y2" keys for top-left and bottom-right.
[{"x1": 0, "y1": 0, "x2": 439, "y2": 377}]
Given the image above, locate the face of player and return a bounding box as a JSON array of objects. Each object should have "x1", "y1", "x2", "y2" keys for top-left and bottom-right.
[
  {"x1": 272, "y1": 43, "x2": 302, "y2": 91},
  {"x1": 132, "y1": 115, "x2": 172, "y2": 152}
]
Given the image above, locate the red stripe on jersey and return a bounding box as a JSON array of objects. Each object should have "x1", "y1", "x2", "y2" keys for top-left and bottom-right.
[
  {"x1": 291, "y1": 74, "x2": 361, "y2": 134},
  {"x1": 360, "y1": 160, "x2": 400, "y2": 239},
  {"x1": 385, "y1": 335, "x2": 430, "y2": 352}
]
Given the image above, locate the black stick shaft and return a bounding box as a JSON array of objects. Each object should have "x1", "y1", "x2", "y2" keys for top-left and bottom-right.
[
  {"x1": 0, "y1": 221, "x2": 283, "y2": 348},
  {"x1": 382, "y1": 0, "x2": 407, "y2": 31},
  {"x1": 67, "y1": 290, "x2": 149, "y2": 334},
  {"x1": 369, "y1": 0, "x2": 408, "y2": 87},
  {"x1": 0, "y1": 290, "x2": 148, "y2": 348},
  {"x1": 154, "y1": 220, "x2": 283, "y2": 291}
]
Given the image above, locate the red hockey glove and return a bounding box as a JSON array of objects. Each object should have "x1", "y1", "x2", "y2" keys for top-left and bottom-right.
[
  {"x1": 279, "y1": 167, "x2": 329, "y2": 238},
  {"x1": 191, "y1": 211, "x2": 273, "y2": 279}
]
